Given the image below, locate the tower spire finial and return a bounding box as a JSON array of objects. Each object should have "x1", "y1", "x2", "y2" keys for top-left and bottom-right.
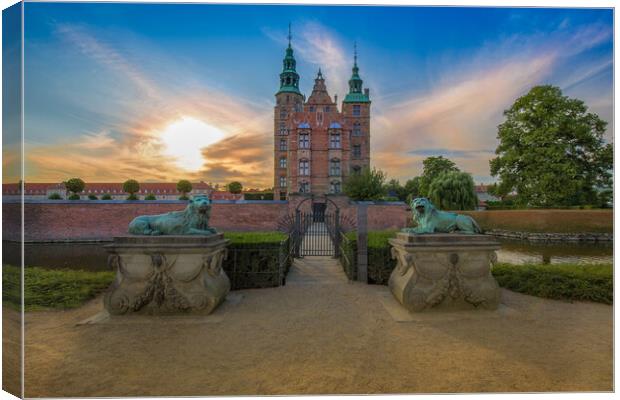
[
  {"x1": 288, "y1": 22, "x2": 292, "y2": 47},
  {"x1": 354, "y1": 41, "x2": 358, "y2": 66}
]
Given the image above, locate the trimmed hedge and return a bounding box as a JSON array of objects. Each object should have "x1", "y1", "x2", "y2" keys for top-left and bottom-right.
[
  {"x1": 492, "y1": 262, "x2": 612, "y2": 304},
  {"x1": 223, "y1": 232, "x2": 291, "y2": 290},
  {"x1": 340, "y1": 230, "x2": 397, "y2": 284},
  {"x1": 243, "y1": 192, "x2": 274, "y2": 200}
]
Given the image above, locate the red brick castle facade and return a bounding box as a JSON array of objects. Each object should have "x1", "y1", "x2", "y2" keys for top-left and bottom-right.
[{"x1": 274, "y1": 28, "x2": 371, "y2": 200}]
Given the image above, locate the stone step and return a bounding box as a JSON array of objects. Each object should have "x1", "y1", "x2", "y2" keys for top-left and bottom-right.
[{"x1": 287, "y1": 256, "x2": 347, "y2": 285}]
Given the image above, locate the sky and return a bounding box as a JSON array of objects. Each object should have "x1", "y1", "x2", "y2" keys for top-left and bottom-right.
[{"x1": 7, "y1": 3, "x2": 614, "y2": 187}]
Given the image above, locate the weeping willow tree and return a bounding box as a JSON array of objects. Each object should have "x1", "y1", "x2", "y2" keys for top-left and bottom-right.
[{"x1": 428, "y1": 171, "x2": 478, "y2": 210}]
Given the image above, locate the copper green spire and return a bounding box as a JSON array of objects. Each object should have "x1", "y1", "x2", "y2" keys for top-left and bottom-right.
[
  {"x1": 343, "y1": 41, "x2": 370, "y2": 103},
  {"x1": 277, "y1": 23, "x2": 301, "y2": 95}
]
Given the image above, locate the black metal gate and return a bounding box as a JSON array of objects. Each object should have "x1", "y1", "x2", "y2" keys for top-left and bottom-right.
[{"x1": 292, "y1": 198, "x2": 341, "y2": 258}]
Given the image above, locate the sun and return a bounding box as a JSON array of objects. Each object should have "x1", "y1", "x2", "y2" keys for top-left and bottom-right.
[{"x1": 159, "y1": 117, "x2": 226, "y2": 171}]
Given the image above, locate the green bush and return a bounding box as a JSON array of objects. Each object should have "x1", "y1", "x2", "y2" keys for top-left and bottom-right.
[
  {"x1": 126, "y1": 194, "x2": 138, "y2": 201},
  {"x1": 3, "y1": 265, "x2": 115, "y2": 311},
  {"x1": 101, "y1": 193, "x2": 112, "y2": 200},
  {"x1": 340, "y1": 230, "x2": 398, "y2": 284},
  {"x1": 47, "y1": 193, "x2": 62, "y2": 200},
  {"x1": 145, "y1": 193, "x2": 156, "y2": 200},
  {"x1": 68, "y1": 193, "x2": 81, "y2": 200},
  {"x1": 88, "y1": 194, "x2": 98, "y2": 200},
  {"x1": 492, "y1": 262, "x2": 612, "y2": 304},
  {"x1": 222, "y1": 232, "x2": 290, "y2": 289},
  {"x1": 178, "y1": 195, "x2": 189, "y2": 200}
]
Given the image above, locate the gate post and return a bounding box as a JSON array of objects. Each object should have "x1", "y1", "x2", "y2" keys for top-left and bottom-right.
[
  {"x1": 356, "y1": 202, "x2": 369, "y2": 283},
  {"x1": 294, "y1": 209, "x2": 301, "y2": 258},
  {"x1": 334, "y1": 209, "x2": 341, "y2": 258}
]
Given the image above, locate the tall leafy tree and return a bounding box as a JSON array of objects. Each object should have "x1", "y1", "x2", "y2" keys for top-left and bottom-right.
[
  {"x1": 176, "y1": 180, "x2": 193, "y2": 200},
  {"x1": 404, "y1": 176, "x2": 421, "y2": 203},
  {"x1": 64, "y1": 178, "x2": 85, "y2": 200},
  {"x1": 227, "y1": 181, "x2": 243, "y2": 194},
  {"x1": 343, "y1": 167, "x2": 386, "y2": 201},
  {"x1": 123, "y1": 179, "x2": 140, "y2": 200},
  {"x1": 490, "y1": 85, "x2": 612, "y2": 207},
  {"x1": 428, "y1": 171, "x2": 478, "y2": 210},
  {"x1": 419, "y1": 156, "x2": 459, "y2": 196},
  {"x1": 384, "y1": 179, "x2": 407, "y2": 201}
]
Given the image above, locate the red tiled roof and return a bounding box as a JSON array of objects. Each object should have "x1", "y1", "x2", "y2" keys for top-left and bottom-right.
[{"x1": 2, "y1": 182, "x2": 213, "y2": 195}]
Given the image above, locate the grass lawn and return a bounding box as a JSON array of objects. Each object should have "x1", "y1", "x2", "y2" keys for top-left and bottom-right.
[
  {"x1": 3, "y1": 265, "x2": 115, "y2": 311},
  {"x1": 223, "y1": 231, "x2": 288, "y2": 245},
  {"x1": 492, "y1": 262, "x2": 612, "y2": 304}
]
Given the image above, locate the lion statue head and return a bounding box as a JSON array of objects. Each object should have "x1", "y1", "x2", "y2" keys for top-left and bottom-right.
[
  {"x1": 410, "y1": 197, "x2": 435, "y2": 221},
  {"x1": 189, "y1": 195, "x2": 212, "y2": 217}
]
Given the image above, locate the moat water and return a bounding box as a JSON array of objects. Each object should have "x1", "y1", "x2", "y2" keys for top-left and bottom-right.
[{"x1": 3, "y1": 237, "x2": 613, "y2": 271}]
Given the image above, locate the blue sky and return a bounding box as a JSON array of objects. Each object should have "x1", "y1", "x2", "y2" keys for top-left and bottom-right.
[{"x1": 15, "y1": 3, "x2": 614, "y2": 186}]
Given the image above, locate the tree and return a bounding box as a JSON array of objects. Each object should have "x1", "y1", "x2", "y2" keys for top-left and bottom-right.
[
  {"x1": 123, "y1": 179, "x2": 140, "y2": 200},
  {"x1": 428, "y1": 171, "x2": 478, "y2": 210},
  {"x1": 490, "y1": 85, "x2": 612, "y2": 207},
  {"x1": 384, "y1": 179, "x2": 407, "y2": 201},
  {"x1": 404, "y1": 177, "x2": 421, "y2": 203},
  {"x1": 227, "y1": 181, "x2": 243, "y2": 194},
  {"x1": 343, "y1": 167, "x2": 386, "y2": 201},
  {"x1": 419, "y1": 156, "x2": 459, "y2": 196},
  {"x1": 64, "y1": 178, "x2": 85, "y2": 198},
  {"x1": 177, "y1": 180, "x2": 193, "y2": 200}
]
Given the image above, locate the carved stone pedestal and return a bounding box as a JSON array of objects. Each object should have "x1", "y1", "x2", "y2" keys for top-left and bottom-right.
[
  {"x1": 388, "y1": 233, "x2": 501, "y2": 312},
  {"x1": 104, "y1": 235, "x2": 230, "y2": 315}
]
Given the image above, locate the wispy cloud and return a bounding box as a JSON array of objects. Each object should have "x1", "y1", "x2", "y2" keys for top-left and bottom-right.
[{"x1": 371, "y1": 23, "x2": 613, "y2": 183}]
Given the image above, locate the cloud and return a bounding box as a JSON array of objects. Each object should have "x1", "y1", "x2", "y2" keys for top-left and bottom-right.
[
  {"x1": 371, "y1": 23, "x2": 612, "y2": 183},
  {"x1": 26, "y1": 23, "x2": 275, "y2": 187}
]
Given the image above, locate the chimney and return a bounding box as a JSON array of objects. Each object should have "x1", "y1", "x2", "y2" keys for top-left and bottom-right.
[
  {"x1": 334, "y1": 94, "x2": 338, "y2": 104},
  {"x1": 364, "y1": 88, "x2": 370, "y2": 97}
]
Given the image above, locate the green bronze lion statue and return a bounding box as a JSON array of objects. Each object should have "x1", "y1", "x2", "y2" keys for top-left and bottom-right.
[
  {"x1": 128, "y1": 195, "x2": 217, "y2": 235},
  {"x1": 403, "y1": 197, "x2": 482, "y2": 234}
]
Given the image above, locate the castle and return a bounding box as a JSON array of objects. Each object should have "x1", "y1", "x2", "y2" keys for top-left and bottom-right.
[{"x1": 273, "y1": 27, "x2": 371, "y2": 200}]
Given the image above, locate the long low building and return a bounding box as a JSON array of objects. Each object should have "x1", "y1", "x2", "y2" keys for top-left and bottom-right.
[{"x1": 2, "y1": 182, "x2": 214, "y2": 200}]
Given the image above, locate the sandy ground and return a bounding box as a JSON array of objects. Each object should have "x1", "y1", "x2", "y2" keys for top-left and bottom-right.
[{"x1": 13, "y1": 257, "x2": 614, "y2": 397}]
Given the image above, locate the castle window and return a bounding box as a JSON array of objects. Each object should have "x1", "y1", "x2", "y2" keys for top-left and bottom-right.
[
  {"x1": 324, "y1": 106, "x2": 330, "y2": 112},
  {"x1": 330, "y1": 158, "x2": 341, "y2": 176},
  {"x1": 353, "y1": 122, "x2": 362, "y2": 136},
  {"x1": 309, "y1": 106, "x2": 315, "y2": 112},
  {"x1": 295, "y1": 102, "x2": 302, "y2": 112},
  {"x1": 353, "y1": 145, "x2": 361, "y2": 159},
  {"x1": 353, "y1": 105, "x2": 361, "y2": 116},
  {"x1": 279, "y1": 176, "x2": 286, "y2": 188},
  {"x1": 330, "y1": 132, "x2": 341, "y2": 149},
  {"x1": 330, "y1": 181, "x2": 341, "y2": 194},
  {"x1": 317, "y1": 112, "x2": 323, "y2": 124},
  {"x1": 299, "y1": 132, "x2": 310, "y2": 149},
  {"x1": 352, "y1": 165, "x2": 361, "y2": 175},
  {"x1": 279, "y1": 139, "x2": 287, "y2": 151},
  {"x1": 280, "y1": 109, "x2": 287, "y2": 119},
  {"x1": 279, "y1": 157, "x2": 287, "y2": 168},
  {"x1": 299, "y1": 181, "x2": 310, "y2": 193},
  {"x1": 299, "y1": 159, "x2": 310, "y2": 176}
]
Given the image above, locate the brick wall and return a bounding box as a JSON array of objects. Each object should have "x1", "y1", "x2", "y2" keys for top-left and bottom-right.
[{"x1": 2, "y1": 199, "x2": 412, "y2": 241}]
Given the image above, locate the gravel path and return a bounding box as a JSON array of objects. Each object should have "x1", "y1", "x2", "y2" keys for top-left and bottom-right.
[{"x1": 12, "y1": 257, "x2": 613, "y2": 396}]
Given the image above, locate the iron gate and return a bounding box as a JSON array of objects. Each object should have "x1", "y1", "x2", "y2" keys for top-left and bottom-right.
[{"x1": 292, "y1": 198, "x2": 341, "y2": 258}]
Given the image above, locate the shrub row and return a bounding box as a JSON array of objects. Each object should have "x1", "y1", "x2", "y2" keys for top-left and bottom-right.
[
  {"x1": 243, "y1": 192, "x2": 274, "y2": 200},
  {"x1": 340, "y1": 231, "x2": 397, "y2": 284}
]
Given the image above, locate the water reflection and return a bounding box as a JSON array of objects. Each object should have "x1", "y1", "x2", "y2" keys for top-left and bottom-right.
[
  {"x1": 2, "y1": 238, "x2": 614, "y2": 270},
  {"x1": 496, "y1": 239, "x2": 613, "y2": 265}
]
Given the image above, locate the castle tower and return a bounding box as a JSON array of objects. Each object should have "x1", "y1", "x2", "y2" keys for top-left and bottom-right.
[
  {"x1": 341, "y1": 43, "x2": 371, "y2": 175},
  {"x1": 274, "y1": 24, "x2": 304, "y2": 200}
]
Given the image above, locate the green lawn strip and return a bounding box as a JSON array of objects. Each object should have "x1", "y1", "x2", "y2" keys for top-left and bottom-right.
[
  {"x1": 492, "y1": 262, "x2": 612, "y2": 304},
  {"x1": 3, "y1": 265, "x2": 115, "y2": 311}
]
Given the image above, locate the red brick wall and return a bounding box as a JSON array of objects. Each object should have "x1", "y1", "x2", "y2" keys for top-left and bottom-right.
[{"x1": 2, "y1": 200, "x2": 412, "y2": 241}]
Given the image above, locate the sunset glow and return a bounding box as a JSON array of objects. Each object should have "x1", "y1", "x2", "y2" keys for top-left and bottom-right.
[{"x1": 159, "y1": 117, "x2": 226, "y2": 171}]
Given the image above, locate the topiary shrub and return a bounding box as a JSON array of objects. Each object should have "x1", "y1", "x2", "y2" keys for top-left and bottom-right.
[
  {"x1": 126, "y1": 194, "x2": 138, "y2": 201},
  {"x1": 101, "y1": 193, "x2": 112, "y2": 200},
  {"x1": 88, "y1": 194, "x2": 98, "y2": 200},
  {"x1": 144, "y1": 193, "x2": 156, "y2": 200},
  {"x1": 178, "y1": 195, "x2": 189, "y2": 201},
  {"x1": 48, "y1": 193, "x2": 62, "y2": 200},
  {"x1": 68, "y1": 194, "x2": 81, "y2": 200}
]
